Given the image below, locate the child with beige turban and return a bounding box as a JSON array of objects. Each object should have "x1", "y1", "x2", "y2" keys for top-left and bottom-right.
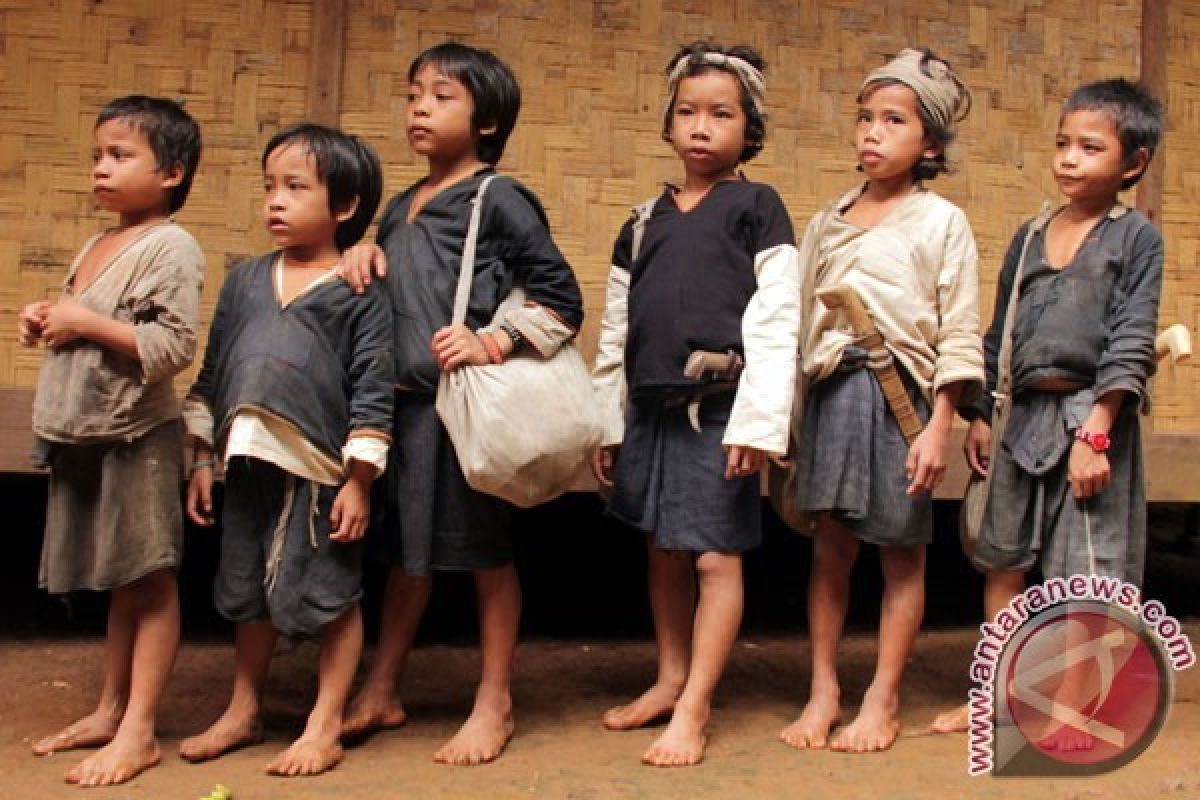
[{"x1": 775, "y1": 48, "x2": 983, "y2": 753}]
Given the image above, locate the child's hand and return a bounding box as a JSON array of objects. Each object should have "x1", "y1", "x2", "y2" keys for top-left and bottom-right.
[
  {"x1": 432, "y1": 324, "x2": 490, "y2": 372},
  {"x1": 17, "y1": 301, "x2": 50, "y2": 346},
  {"x1": 40, "y1": 297, "x2": 93, "y2": 348},
  {"x1": 1068, "y1": 440, "x2": 1111, "y2": 499},
  {"x1": 330, "y1": 475, "x2": 370, "y2": 543},
  {"x1": 963, "y1": 417, "x2": 992, "y2": 477},
  {"x1": 591, "y1": 446, "x2": 618, "y2": 488},
  {"x1": 724, "y1": 445, "x2": 766, "y2": 480},
  {"x1": 187, "y1": 466, "x2": 216, "y2": 526},
  {"x1": 905, "y1": 424, "x2": 949, "y2": 495},
  {"x1": 339, "y1": 243, "x2": 387, "y2": 294}
]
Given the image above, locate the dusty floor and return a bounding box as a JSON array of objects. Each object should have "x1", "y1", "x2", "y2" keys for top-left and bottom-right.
[{"x1": 2, "y1": 627, "x2": 1198, "y2": 800}]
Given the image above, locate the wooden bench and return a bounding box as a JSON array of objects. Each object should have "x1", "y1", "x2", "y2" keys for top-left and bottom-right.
[{"x1": 3, "y1": 387, "x2": 1199, "y2": 501}]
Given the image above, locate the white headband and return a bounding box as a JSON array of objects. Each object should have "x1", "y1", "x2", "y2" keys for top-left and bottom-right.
[{"x1": 664, "y1": 52, "x2": 767, "y2": 118}]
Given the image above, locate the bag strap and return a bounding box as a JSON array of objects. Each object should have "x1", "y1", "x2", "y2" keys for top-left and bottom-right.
[
  {"x1": 629, "y1": 197, "x2": 658, "y2": 264},
  {"x1": 451, "y1": 174, "x2": 499, "y2": 326},
  {"x1": 992, "y1": 202, "x2": 1053, "y2": 414}
]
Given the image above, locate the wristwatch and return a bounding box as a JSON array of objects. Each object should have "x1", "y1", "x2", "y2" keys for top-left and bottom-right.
[
  {"x1": 499, "y1": 323, "x2": 524, "y2": 351},
  {"x1": 1075, "y1": 429, "x2": 1111, "y2": 453}
]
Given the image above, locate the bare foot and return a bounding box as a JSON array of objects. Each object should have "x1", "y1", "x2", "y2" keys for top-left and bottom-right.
[
  {"x1": 642, "y1": 702, "x2": 709, "y2": 767},
  {"x1": 1037, "y1": 724, "x2": 1096, "y2": 753},
  {"x1": 266, "y1": 735, "x2": 344, "y2": 777},
  {"x1": 32, "y1": 710, "x2": 121, "y2": 756},
  {"x1": 602, "y1": 683, "x2": 681, "y2": 731},
  {"x1": 340, "y1": 693, "x2": 407, "y2": 742},
  {"x1": 64, "y1": 735, "x2": 160, "y2": 787},
  {"x1": 780, "y1": 689, "x2": 842, "y2": 750},
  {"x1": 179, "y1": 711, "x2": 265, "y2": 763},
  {"x1": 930, "y1": 704, "x2": 970, "y2": 735},
  {"x1": 830, "y1": 689, "x2": 900, "y2": 753},
  {"x1": 433, "y1": 705, "x2": 515, "y2": 766}
]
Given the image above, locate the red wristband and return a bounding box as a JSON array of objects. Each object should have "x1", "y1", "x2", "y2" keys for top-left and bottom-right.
[{"x1": 481, "y1": 332, "x2": 503, "y2": 365}]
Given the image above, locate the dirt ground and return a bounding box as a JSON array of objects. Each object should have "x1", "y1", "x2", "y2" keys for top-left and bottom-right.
[{"x1": 2, "y1": 627, "x2": 1198, "y2": 800}]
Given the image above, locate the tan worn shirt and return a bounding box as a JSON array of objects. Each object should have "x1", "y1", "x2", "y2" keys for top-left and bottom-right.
[
  {"x1": 801, "y1": 185, "x2": 984, "y2": 405},
  {"x1": 32, "y1": 222, "x2": 205, "y2": 443}
]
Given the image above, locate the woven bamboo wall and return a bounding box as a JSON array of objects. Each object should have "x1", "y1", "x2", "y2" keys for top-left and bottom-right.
[{"x1": 2, "y1": 0, "x2": 1197, "y2": 430}]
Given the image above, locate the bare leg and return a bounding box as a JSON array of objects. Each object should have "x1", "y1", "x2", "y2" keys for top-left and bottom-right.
[
  {"x1": 643, "y1": 551, "x2": 743, "y2": 767},
  {"x1": 780, "y1": 517, "x2": 856, "y2": 750},
  {"x1": 832, "y1": 543, "x2": 925, "y2": 753},
  {"x1": 931, "y1": 569, "x2": 1025, "y2": 734},
  {"x1": 34, "y1": 585, "x2": 136, "y2": 757},
  {"x1": 268, "y1": 604, "x2": 362, "y2": 776},
  {"x1": 603, "y1": 538, "x2": 694, "y2": 731},
  {"x1": 433, "y1": 563, "x2": 520, "y2": 766},
  {"x1": 342, "y1": 569, "x2": 432, "y2": 740},
  {"x1": 66, "y1": 569, "x2": 178, "y2": 786},
  {"x1": 179, "y1": 621, "x2": 274, "y2": 762}
]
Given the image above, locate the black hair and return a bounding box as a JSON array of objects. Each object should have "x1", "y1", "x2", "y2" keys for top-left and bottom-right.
[
  {"x1": 1062, "y1": 78, "x2": 1164, "y2": 189},
  {"x1": 662, "y1": 42, "x2": 767, "y2": 163},
  {"x1": 95, "y1": 95, "x2": 202, "y2": 213},
  {"x1": 857, "y1": 48, "x2": 971, "y2": 182},
  {"x1": 407, "y1": 42, "x2": 521, "y2": 165},
  {"x1": 262, "y1": 123, "x2": 383, "y2": 251}
]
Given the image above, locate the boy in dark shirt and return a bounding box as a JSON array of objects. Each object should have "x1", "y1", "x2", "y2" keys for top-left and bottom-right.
[{"x1": 934, "y1": 79, "x2": 1164, "y2": 738}]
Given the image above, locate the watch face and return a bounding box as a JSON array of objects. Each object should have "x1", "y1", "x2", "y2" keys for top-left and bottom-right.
[{"x1": 1093, "y1": 433, "x2": 1111, "y2": 452}]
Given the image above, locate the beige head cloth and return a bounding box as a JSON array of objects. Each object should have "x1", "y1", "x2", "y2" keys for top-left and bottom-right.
[
  {"x1": 861, "y1": 48, "x2": 969, "y2": 132},
  {"x1": 664, "y1": 51, "x2": 766, "y2": 118}
]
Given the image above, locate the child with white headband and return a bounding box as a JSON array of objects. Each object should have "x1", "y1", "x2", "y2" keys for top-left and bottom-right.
[
  {"x1": 591, "y1": 41, "x2": 801, "y2": 767},
  {"x1": 776, "y1": 47, "x2": 983, "y2": 753}
]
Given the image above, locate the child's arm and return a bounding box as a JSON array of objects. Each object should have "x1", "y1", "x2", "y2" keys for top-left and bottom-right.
[
  {"x1": 494, "y1": 180, "x2": 585, "y2": 357},
  {"x1": 17, "y1": 301, "x2": 50, "y2": 346},
  {"x1": 1068, "y1": 391, "x2": 1123, "y2": 499},
  {"x1": 1070, "y1": 221, "x2": 1164, "y2": 500},
  {"x1": 930, "y1": 208, "x2": 985, "y2": 409},
  {"x1": 906, "y1": 380, "x2": 966, "y2": 494},
  {"x1": 330, "y1": 284, "x2": 393, "y2": 541},
  {"x1": 960, "y1": 224, "x2": 1028, "y2": 476},
  {"x1": 186, "y1": 438, "x2": 217, "y2": 527},
  {"x1": 590, "y1": 216, "x2": 639, "y2": 486},
  {"x1": 1092, "y1": 222, "x2": 1164, "y2": 412},
  {"x1": 330, "y1": 459, "x2": 376, "y2": 542},
  {"x1": 723, "y1": 188, "x2": 802, "y2": 463},
  {"x1": 40, "y1": 297, "x2": 140, "y2": 357},
  {"x1": 43, "y1": 233, "x2": 205, "y2": 382},
  {"x1": 182, "y1": 267, "x2": 239, "y2": 527},
  {"x1": 342, "y1": 284, "x2": 394, "y2": 467}
]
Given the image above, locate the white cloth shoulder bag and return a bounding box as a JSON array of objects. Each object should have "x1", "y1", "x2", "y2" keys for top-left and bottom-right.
[{"x1": 435, "y1": 175, "x2": 603, "y2": 507}]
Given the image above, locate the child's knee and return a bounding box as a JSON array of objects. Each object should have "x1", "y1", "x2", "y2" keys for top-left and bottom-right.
[
  {"x1": 880, "y1": 544, "x2": 925, "y2": 581},
  {"x1": 694, "y1": 550, "x2": 741, "y2": 578}
]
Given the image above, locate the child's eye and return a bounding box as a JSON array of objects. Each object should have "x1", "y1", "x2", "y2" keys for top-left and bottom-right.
[
  {"x1": 855, "y1": 111, "x2": 871, "y2": 123},
  {"x1": 406, "y1": 92, "x2": 419, "y2": 103},
  {"x1": 435, "y1": 93, "x2": 453, "y2": 102}
]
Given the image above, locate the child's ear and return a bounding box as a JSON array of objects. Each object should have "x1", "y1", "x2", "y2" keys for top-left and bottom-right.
[
  {"x1": 334, "y1": 195, "x2": 360, "y2": 224},
  {"x1": 159, "y1": 161, "x2": 185, "y2": 190},
  {"x1": 1122, "y1": 147, "x2": 1150, "y2": 185}
]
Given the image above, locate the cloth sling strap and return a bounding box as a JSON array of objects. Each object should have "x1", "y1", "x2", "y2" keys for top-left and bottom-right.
[
  {"x1": 960, "y1": 203, "x2": 1053, "y2": 555},
  {"x1": 450, "y1": 175, "x2": 498, "y2": 325},
  {"x1": 815, "y1": 285, "x2": 923, "y2": 445}
]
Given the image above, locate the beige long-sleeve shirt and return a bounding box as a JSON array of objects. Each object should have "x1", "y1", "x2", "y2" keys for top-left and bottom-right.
[
  {"x1": 802, "y1": 185, "x2": 984, "y2": 405},
  {"x1": 32, "y1": 222, "x2": 204, "y2": 444}
]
